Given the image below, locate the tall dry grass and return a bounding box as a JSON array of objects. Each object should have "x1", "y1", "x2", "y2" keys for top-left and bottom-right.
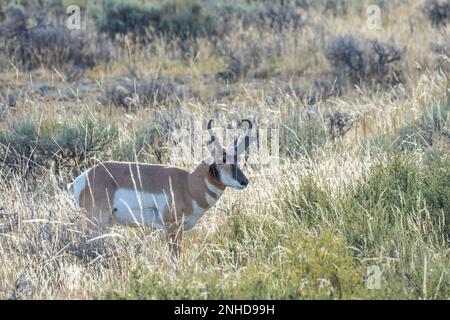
[{"x1": 0, "y1": 0, "x2": 449, "y2": 299}]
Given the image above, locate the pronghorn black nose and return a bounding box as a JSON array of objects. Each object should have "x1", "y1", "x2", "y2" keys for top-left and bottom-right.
[{"x1": 239, "y1": 179, "x2": 248, "y2": 187}]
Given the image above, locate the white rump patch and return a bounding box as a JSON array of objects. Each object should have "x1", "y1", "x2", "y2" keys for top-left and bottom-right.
[
  {"x1": 112, "y1": 189, "x2": 167, "y2": 229},
  {"x1": 70, "y1": 168, "x2": 91, "y2": 206}
]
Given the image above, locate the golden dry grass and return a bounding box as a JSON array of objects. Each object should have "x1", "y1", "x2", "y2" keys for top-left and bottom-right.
[{"x1": 0, "y1": 0, "x2": 449, "y2": 299}]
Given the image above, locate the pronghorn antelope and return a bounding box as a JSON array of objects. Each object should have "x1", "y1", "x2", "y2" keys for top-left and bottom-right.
[{"x1": 68, "y1": 119, "x2": 256, "y2": 256}]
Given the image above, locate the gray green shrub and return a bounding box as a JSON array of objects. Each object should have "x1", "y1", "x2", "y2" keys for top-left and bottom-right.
[{"x1": 0, "y1": 114, "x2": 118, "y2": 174}]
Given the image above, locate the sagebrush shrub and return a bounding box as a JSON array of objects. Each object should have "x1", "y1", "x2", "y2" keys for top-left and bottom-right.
[
  {"x1": 95, "y1": 0, "x2": 159, "y2": 38},
  {"x1": 104, "y1": 72, "x2": 177, "y2": 108},
  {"x1": 96, "y1": 0, "x2": 218, "y2": 41},
  {"x1": 157, "y1": 1, "x2": 218, "y2": 40},
  {"x1": 0, "y1": 4, "x2": 109, "y2": 70},
  {"x1": 254, "y1": 1, "x2": 304, "y2": 31},
  {"x1": 325, "y1": 35, "x2": 404, "y2": 88},
  {"x1": 0, "y1": 115, "x2": 118, "y2": 175},
  {"x1": 424, "y1": 0, "x2": 450, "y2": 28},
  {"x1": 114, "y1": 123, "x2": 166, "y2": 164},
  {"x1": 207, "y1": 0, "x2": 305, "y2": 35},
  {"x1": 325, "y1": 111, "x2": 358, "y2": 139},
  {"x1": 0, "y1": 86, "x2": 17, "y2": 108}
]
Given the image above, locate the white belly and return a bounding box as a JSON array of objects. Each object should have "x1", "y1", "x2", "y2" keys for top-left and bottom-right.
[
  {"x1": 112, "y1": 189, "x2": 167, "y2": 229},
  {"x1": 182, "y1": 200, "x2": 206, "y2": 231}
]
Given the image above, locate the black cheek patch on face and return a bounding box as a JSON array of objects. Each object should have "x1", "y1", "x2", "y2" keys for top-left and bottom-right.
[
  {"x1": 232, "y1": 164, "x2": 248, "y2": 185},
  {"x1": 231, "y1": 164, "x2": 240, "y2": 180}
]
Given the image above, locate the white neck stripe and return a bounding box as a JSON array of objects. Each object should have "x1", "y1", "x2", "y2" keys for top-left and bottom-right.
[
  {"x1": 205, "y1": 193, "x2": 217, "y2": 207},
  {"x1": 205, "y1": 177, "x2": 224, "y2": 196}
]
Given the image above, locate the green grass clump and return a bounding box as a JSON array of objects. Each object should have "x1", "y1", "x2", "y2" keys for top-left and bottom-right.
[
  {"x1": 279, "y1": 151, "x2": 449, "y2": 299},
  {"x1": 344, "y1": 152, "x2": 449, "y2": 298},
  {"x1": 281, "y1": 175, "x2": 335, "y2": 226},
  {"x1": 396, "y1": 91, "x2": 450, "y2": 150},
  {"x1": 349, "y1": 152, "x2": 450, "y2": 243},
  {"x1": 281, "y1": 119, "x2": 331, "y2": 159},
  {"x1": 105, "y1": 225, "x2": 363, "y2": 299}
]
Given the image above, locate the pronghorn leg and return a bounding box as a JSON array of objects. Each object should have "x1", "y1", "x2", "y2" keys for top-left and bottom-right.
[
  {"x1": 95, "y1": 209, "x2": 113, "y2": 232},
  {"x1": 78, "y1": 179, "x2": 114, "y2": 235},
  {"x1": 81, "y1": 201, "x2": 97, "y2": 235},
  {"x1": 166, "y1": 222, "x2": 183, "y2": 259},
  {"x1": 82, "y1": 200, "x2": 112, "y2": 235}
]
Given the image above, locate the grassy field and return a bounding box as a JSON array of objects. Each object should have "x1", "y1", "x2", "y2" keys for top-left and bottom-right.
[{"x1": 0, "y1": 0, "x2": 449, "y2": 299}]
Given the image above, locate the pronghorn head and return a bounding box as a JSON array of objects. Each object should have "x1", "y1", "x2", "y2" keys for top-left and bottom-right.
[{"x1": 206, "y1": 119, "x2": 257, "y2": 190}]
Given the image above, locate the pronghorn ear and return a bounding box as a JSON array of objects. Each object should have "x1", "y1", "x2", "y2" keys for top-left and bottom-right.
[{"x1": 209, "y1": 162, "x2": 220, "y2": 179}]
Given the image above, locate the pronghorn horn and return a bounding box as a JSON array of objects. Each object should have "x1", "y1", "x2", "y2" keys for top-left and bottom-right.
[
  {"x1": 234, "y1": 119, "x2": 256, "y2": 157},
  {"x1": 207, "y1": 119, "x2": 215, "y2": 140},
  {"x1": 207, "y1": 119, "x2": 224, "y2": 160}
]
